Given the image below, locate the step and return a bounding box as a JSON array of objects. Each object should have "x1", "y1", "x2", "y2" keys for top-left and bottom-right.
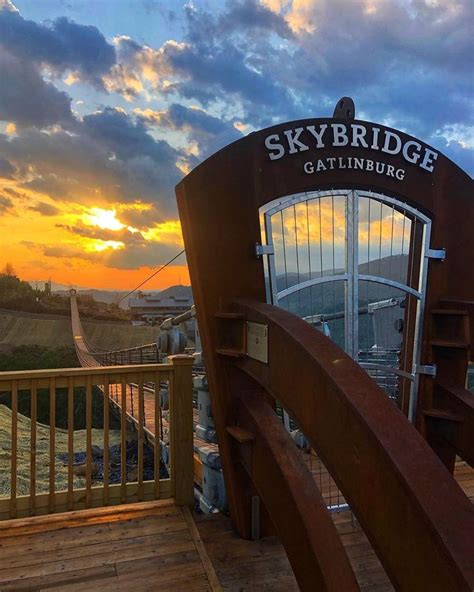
[
  {"x1": 214, "y1": 312, "x2": 245, "y2": 320},
  {"x1": 216, "y1": 348, "x2": 246, "y2": 358},
  {"x1": 226, "y1": 426, "x2": 255, "y2": 443},
  {"x1": 423, "y1": 409, "x2": 463, "y2": 423},
  {"x1": 430, "y1": 339, "x2": 469, "y2": 349},
  {"x1": 431, "y1": 309, "x2": 468, "y2": 316}
]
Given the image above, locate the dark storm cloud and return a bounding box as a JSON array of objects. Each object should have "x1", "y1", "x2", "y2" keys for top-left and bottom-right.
[
  {"x1": 0, "y1": 8, "x2": 116, "y2": 86},
  {"x1": 0, "y1": 50, "x2": 74, "y2": 127},
  {"x1": 0, "y1": 157, "x2": 16, "y2": 179}
]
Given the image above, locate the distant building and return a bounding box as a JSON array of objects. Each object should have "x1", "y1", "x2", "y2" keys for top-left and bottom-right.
[{"x1": 129, "y1": 285, "x2": 193, "y2": 325}]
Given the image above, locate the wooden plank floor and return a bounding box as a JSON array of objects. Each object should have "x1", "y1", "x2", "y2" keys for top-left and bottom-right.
[
  {"x1": 195, "y1": 460, "x2": 474, "y2": 592},
  {"x1": 196, "y1": 510, "x2": 393, "y2": 592},
  {"x1": 0, "y1": 460, "x2": 471, "y2": 592},
  {"x1": 0, "y1": 500, "x2": 219, "y2": 592}
]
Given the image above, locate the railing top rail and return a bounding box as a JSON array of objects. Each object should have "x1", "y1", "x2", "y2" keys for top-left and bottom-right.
[{"x1": 0, "y1": 363, "x2": 174, "y2": 381}]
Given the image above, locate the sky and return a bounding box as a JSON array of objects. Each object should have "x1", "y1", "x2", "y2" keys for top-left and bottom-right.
[{"x1": 0, "y1": 0, "x2": 472, "y2": 291}]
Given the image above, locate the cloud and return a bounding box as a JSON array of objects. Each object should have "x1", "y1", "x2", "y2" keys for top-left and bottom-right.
[
  {"x1": 41, "y1": 244, "x2": 99, "y2": 261},
  {"x1": 21, "y1": 174, "x2": 75, "y2": 199},
  {"x1": 2, "y1": 186, "x2": 24, "y2": 199},
  {"x1": 50, "y1": 222, "x2": 182, "y2": 271},
  {"x1": 29, "y1": 202, "x2": 60, "y2": 216},
  {"x1": 161, "y1": 37, "x2": 301, "y2": 123},
  {"x1": 118, "y1": 204, "x2": 163, "y2": 230},
  {"x1": 104, "y1": 241, "x2": 182, "y2": 270},
  {"x1": 218, "y1": 0, "x2": 295, "y2": 39},
  {"x1": 0, "y1": 9, "x2": 116, "y2": 87},
  {"x1": 0, "y1": 108, "x2": 185, "y2": 213},
  {"x1": 0, "y1": 49, "x2": 74, "y2": 128},
  {"x1": 98, "y1": 0, "x2": 471, "y2": 173},
  {"x1": 56, "y1": 221, "x2": 137, "y2": 243},
  {"x1": 0, "y1": 1, "x2": 18, "y2": 13},
  {"x1": 135, "y1": 103, "x2": 242, "y2": 157},
  {"x1": 0, "y1": 157, "x2": 16, "y2": 178},
  {"x1": 428, "y1": 136, "x2": 474, "y2": 177},
  {"x1": 106, "y1": 18, "x2": 300, "y2": 126},
  {"x1": 0, "y1": 193, "x2": 14, "y2": 213}
]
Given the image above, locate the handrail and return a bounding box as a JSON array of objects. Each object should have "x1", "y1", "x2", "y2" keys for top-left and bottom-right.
[
  {"x1": 0, "y1": 364, "x2": 174, "y2": 382},
  {"x1": 228, "y1": 382, "x2": 359, "y2": 591},
  {"x1": 0, "y1": 357, "x2": 194, "y2": 520},
  {"x1": 222, "y1": 299, "x2": 474, "y2": 591}
]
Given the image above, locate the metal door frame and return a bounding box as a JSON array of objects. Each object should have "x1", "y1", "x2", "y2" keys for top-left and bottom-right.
[{"x1": 261, "y1": 189, "x2": 433, "y2": 422}]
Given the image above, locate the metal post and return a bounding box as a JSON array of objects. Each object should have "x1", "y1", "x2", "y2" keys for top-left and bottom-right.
[{"x1": 345, "y1": 190, "x2": 359, "y2": 360}]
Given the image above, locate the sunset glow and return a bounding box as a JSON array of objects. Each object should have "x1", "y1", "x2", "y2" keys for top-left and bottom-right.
[
  {"x1": 84, "y1": 208, "x2": 126, "y2": 232},
  {"x1": 0, "y1": 0, "x2": 471, "y2": 291}
]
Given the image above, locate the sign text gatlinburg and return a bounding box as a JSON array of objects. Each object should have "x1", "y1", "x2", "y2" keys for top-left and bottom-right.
[{"x1": 264, "y1": 122, "x2": 439, "y2": 180}]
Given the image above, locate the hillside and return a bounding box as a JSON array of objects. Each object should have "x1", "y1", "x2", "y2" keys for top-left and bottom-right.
[
  {"x1": 0, "y1": 273, "x2": 129, "y2": 321},
  {"x1": 0, "y1": 309, "x2": 160, "y2": 350}
]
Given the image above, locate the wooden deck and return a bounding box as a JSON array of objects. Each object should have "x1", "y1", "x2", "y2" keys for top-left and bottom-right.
[
  {"x1": 0, "y1": 500, "x2": 220, "y2": 592},
  {"x1": 195, "y1": 459, "x2": 474, "y2": 592},
  {"x1": 196, "y1": 510, "x2": 393, "y2": 592},
  {"x1": 0, "y1": 459, "x2": 472, "y2": 592}
]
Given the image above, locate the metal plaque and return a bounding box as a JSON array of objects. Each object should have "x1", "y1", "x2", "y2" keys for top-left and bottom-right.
[{"x1": 246, "y1": 322, "x2": 268, "y2": 364}]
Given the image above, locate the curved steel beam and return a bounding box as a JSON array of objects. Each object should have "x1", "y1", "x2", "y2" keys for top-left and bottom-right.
[
  {"x1": 228, "y1": 298, "x2": 474, "y2": 592},
  {"x1": 227, "y1": 376, "x2": 360, "y2": 592}
]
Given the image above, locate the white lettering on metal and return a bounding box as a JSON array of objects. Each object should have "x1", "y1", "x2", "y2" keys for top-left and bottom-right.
[
  {"x1": 263, "y1": 122, "x2": 439, "y2": 175},
  {"x1": 302, "y1": 156, "x2": 406, "y2": 180}
]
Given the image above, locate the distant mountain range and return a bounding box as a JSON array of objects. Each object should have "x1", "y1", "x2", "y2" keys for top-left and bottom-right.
[{"x1": 27, "y1": 281, "x2": 193, "y2": 310}]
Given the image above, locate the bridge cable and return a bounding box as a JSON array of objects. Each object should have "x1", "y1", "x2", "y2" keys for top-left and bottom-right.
[{"x1": 117, "y1": 249, "x2": 185, "y2": 305}]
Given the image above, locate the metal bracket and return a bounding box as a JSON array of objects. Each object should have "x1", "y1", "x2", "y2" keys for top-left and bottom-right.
[
  {"x1": 415, "y1": 364, "x2": 437, "y2": 377},
  {"x1": 255, "y1": 243, "x2": 274, "y2": 257},
  {"x1": 425, "y1": 248, "x2": 446, "y2": 261}
]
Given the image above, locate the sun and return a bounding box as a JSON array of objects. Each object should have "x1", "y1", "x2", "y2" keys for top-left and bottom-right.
[{"x1": 84, "y1": 208, "x2": 125, "y2": 231}]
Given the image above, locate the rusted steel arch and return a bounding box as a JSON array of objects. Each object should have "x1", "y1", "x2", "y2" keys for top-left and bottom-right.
[
  {"x1": 226, "y1": 377, "x2": 360, "y2": 591},
  {"x1": 225, "y1": 298, "x2": 474, "y2": 592},
  {"x1": 176, "y1": 110, "x2": 474, "y2": 590}
]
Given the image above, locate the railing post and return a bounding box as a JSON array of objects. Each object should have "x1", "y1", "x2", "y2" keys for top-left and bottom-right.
[{"x1": 169, "y1": 355, "x2": 194, "y2": 506}]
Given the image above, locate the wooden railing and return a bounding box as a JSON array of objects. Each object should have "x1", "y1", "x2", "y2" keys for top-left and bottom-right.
[{"x1": 0, "y1": 356, "x2": 194, "y2": 520}]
